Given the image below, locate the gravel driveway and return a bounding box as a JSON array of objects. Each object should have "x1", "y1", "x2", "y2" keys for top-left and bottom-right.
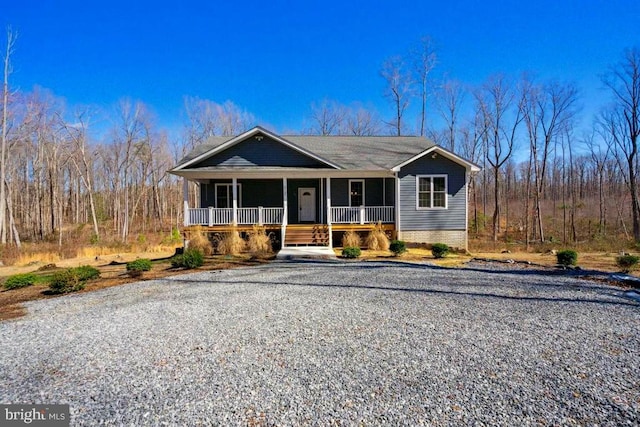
[{"x1": 1, "y1": 260, "x2": 639, "y2": 426}]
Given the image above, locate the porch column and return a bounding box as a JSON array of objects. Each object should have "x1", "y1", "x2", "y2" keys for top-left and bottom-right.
[
  {"x1": 182, "y1": 178, "x2": 189, "y2": 227},
  {"x1": 395, "y1": 172, "x2": 401, "y2": 239},
  {"x1": 326, "y1": 177, "x2": 332, "y2": 247},
  {"x1": 232, "y1": 177, "x2": 238, "y2": 225},
  {"x1": 282, "y1": 178, "x2": 288, "y2": 225}
]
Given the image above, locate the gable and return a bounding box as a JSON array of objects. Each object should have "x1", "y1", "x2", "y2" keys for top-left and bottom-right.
[{"x1": 187, "y1": 134, "x2": 332, "y2": 169}]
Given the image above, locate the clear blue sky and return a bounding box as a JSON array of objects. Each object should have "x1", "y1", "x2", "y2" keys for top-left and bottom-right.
[{"x1": 3, "y1": 0, "x2": 640, "y2": 136}]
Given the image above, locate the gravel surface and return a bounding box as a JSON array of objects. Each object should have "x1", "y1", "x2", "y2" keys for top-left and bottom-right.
[{"x1": 1, "y1": 260, "x2": 639, "y2": 426}]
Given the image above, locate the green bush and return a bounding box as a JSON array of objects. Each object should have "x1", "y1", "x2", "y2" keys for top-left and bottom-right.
[
  {"x1": 162, "y1": 228, "x2": 183, "y2": 245},
  {"x1": 126, "y1": 259, "x2": 152, "y2": 273},
  {"x1": 48, "y1": 266, "x2": 100, "y2": 294},
  {"x1": 74, "y1": 265, "x2": 100, "y2": 281},
  {"x1": 4, "y1": 273, "x2": 38, "y2": 290},
  {"x1": 616, "y1": 254, "x2": 640, "y2": 273},
  {"x1": 556, "y1": 249, "x2": 578, "y2": 266},
  {"x1": 341, "y1": 246, "x2": 361, "y2": 259},
  {"x1": 49, "y1": 269, "x2": 85, "y2": 294},
  {"x1": 389, "y1": 240, "x2": 407, "y2": 256},
  {"x1": 171, "y1": 248, "x2": 204, "y2": 269},
  {"x1": 431, "y1": 243, "x2": 450, "y2": 259}
]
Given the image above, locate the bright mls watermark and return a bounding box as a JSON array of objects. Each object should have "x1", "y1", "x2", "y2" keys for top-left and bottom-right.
[{"x1": 1, "y1": 405, "x2": 69, "y2": 426}]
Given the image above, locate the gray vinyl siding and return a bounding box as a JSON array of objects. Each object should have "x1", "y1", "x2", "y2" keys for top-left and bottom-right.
[
  {"x1": 240, "y1": 179, "x2": 283, "y2": 207},
  {"x1": 399, "y1": 156, "x2": 467, "y2": 230},
  {"x1": 330, "y1": 178, "x2": 394, "y2": 206},
  {"x1": 384, "y1": 178, "x2": 395, "y2": 207},
  {"x1": 200, "y1": 179, "x2": 282, "y2": 208},
  {"x1": 331, "y1": 179, "x2": 349, "y2": 206},
  {"x1": 192, "y1": 135, "x2": 328, "y2": 168}
]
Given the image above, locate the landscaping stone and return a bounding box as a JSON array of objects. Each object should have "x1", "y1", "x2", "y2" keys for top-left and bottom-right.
[{"x1": 0, "y1": 260, "x2": 638, "y2": 425}]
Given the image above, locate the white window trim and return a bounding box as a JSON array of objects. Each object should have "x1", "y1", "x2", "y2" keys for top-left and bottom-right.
[
  {"x1": 214, "y1": 183, "x2": 242, "y2": 208},
  {"x1": 416, "y1": 175, "x2": 448, "y2": 210},
  {"x1": 348, "y1": 179, "x2": 365, "y2": 207}
]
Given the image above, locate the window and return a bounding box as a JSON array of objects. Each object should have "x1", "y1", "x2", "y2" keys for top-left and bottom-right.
[
  {"x1": 349, "y1": 180, "x2": 365, "y2": 207},
  {"x1": 214, "y1": 183, "x2": 241, "y2": 208},
  {"x1": 417, "y1": 175, "x2": 447, "y2": 209}
]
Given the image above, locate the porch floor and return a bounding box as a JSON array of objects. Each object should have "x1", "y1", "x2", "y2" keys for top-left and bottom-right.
[{"x1": 276, "y1": 246, "x2": 337, "y2": 260}]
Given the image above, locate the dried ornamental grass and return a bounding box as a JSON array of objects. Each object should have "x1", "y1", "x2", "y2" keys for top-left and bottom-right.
[
  {"x1": 247, "y1": 226, "x2": 272, "y2": 254},
  {"x1": 217, "y1": 230, "x2": 246, "y2": 255},
  {"x1": 188, "y1": 226, "x2": 213, "y2": 256},
  {"x1": 342, "y1": 230, "x2": 362, "y2": 248},
  {"x1": 366, "y1": 223, "x2": 390, "y2": 251}
]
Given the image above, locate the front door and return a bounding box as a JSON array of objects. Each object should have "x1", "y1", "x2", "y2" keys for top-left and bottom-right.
[{"x1": 298, "y1": 187, "x2": 316, "y2": 222}]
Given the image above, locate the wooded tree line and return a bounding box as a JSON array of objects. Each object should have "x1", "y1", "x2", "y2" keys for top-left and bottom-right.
[{"x1": 0, "y1": 29, "x2": 638, "y2": 250}]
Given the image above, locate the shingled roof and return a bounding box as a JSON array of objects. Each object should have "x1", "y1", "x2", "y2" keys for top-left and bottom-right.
[{"x1": 174, "y1": 127, "x2": 438, "y2": 171}]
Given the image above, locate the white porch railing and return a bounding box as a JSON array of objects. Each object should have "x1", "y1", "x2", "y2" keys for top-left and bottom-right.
[
  {"x1": 187, "y1": 207, "x2": 284, "y2": 226},
  {"x1": 330, "y1": 206, "x2": 394, "y2": 224}
]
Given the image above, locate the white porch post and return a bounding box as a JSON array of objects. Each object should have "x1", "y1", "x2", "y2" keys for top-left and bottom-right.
[
  {"x1": 360, "y1": 205, "x2": 365, "y2": 225},
  {"x1": 282, "y1": 178, "x2": 288, "y2": 247},
  {"x1": 326, "y1": 177, "x2": 332, "y2": 247},
  {"x1": 232, "y1": 177, "x2": 238, "y2": 225},
  {"x1": 395, "y1": 172, "x2": 401, "y2": 239},
  {"x1": 182, "y1": 178, "x2": 189, "y2": 227}
]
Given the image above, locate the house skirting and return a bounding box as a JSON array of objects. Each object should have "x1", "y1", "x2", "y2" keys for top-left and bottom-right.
[{"x1": 398, "y1": 230, "x2": 467, "y2": 250}]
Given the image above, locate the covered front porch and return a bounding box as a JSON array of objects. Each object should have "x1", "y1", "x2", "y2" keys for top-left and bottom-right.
[{"x1": 182, "y1": 175, "x2": 396, "y2": 247}]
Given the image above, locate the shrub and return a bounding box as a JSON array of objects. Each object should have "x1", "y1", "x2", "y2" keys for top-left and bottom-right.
[
  {"x1": 247, "y1": 225, "x2": 272, "y2": 255},
  {"x1": 616, "y1": 254, "x2": 640, "y2": 273},
  {"x1": 126, "y1": 259, "x2": 152, "y2": 277},
  {"x1": 431, "y1": 243, "x2": 450, "y2": 259},
  {"x1": 342, "y1": 230, "x2": 361, "y2": 248},
  {"x1": 342, "y1": 246, "x2": 361, "y2": 258},
  {"x1": 89, "y1": 233, "x2": 99, "y2": 245},
  {"x1": 74, "y1": 265, "x2": 100, "y2": 281},
  {"x1": 4, "y1": 273, "x2": 38, "y2": 290},
  {"x1": 171, "y1": 248, "x2": 204, "y2": 269},
  {"x1": 162, "y1": 228, "x2": 183, "y2": 245},
  {"x1": 49, "y1": 269, "x2": 84, "y2": 294},
  {"x1": 188, "y1": 226, "x2": 213, "y2": 256},
  {"x1": 366, "y1": 223, "x2": 390, "y2": 251},
  {"x1": 217, "y1": 230, "x2": 245, "y2": 255},
  {"x1": 556, "y1": 249, "x2": 578, "y2": 266},
  {"x1": 389, "y1": 240, "x2": 407, "y2": 256}
]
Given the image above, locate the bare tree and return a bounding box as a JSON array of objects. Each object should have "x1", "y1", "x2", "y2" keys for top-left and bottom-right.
[
  {"x1": 58, "y1": 109, "x2": 100, "y2": 239},
  {"x1": 381, "y1": 56, "x2": 413, "y2": 136},
  {"x1": 183, "y1": 97, "x2": 254, "y2": 148},
  {"x1": 410, "y1": 36, "x2": 437, "y2": 137},
  {"x1": 475, "y1": 75, "x2": 524, "y2": 241},
  {"x1": 437, "y1": 79, "x2": 466, "y2": 152},
  {"x1": 308, "y1": 99, "x2": 346, "y2": 135},
  {"x1": 0, "y1": 28, "x2": 16, "y2": 245},
  {"x1": 345, "y1": 104, "x2": 383, "y2": 136},
  {"x1": 521, "y1": 77, "x2": 578, "y2": 242},
  {"x1": 601, "y1": 47, "x2": 640, "y2": 242}
]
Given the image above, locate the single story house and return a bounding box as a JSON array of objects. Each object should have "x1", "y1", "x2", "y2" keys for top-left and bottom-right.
[{"x1": 169, "y1": 126, "x2": 480, "y2": 249}]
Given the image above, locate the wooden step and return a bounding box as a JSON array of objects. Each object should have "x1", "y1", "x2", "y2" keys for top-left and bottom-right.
[{"x1": 285, "y1": 225, "x2": 330, "y2": 246}]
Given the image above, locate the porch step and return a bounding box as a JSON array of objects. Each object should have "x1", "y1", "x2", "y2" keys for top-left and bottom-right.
[{"x1": 285, "y1": 225, "x2": 330, "y2": 246}]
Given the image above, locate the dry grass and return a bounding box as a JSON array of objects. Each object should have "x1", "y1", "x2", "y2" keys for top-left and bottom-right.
[
  {"x1": 342, "y1": 230, "x2": 362, "y2": 248},
  {"x1": 187, "y1": 226, "x2": 213, "y2": 256},
  {"x1": 217, "y1": 230, "x2": 246, "y2": 255},
  {"x1": 15, "y1": 251, "x2": 61, "y2": 266},
  {"x1": 366, "y1": 223, "x2": 390, "y2": 251},
  {"x1": 247, "y1": 226, "x2": 272, "y2": 255}
]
